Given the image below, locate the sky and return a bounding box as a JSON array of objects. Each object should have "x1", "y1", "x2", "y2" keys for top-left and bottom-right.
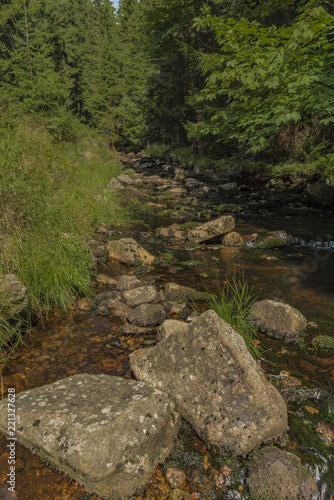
[{"x1": 113, "y1": 0, "x2": 119, "y2": 9}]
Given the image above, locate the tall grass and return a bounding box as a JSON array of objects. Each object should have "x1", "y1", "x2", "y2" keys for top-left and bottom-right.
[
  {"x1": 0, "y1": 121, "x2": 129, "y2": 358},
  {"x1": 206, "y1": 272, "x2": 261, "y2": 359}
]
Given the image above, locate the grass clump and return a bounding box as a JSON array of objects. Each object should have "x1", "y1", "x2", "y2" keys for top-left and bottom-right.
[
  {"x1": 312, "y1": 335, "x2": 334, "y2": 350},
  {"x1": 0, "y1": 121, "x2": 129, "y2": 359},
  {"x1": 206, "y1": 273, "x2": 260, "y2": 359}
]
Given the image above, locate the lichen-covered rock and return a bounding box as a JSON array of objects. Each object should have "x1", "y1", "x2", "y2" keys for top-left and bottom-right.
[
  {"x1": 123, "y1": 285, "x2": 159, "y2": 308},
  {"x1": 130, "y1": 310, "x2": 288, "y2": 455},
  {"x1": 250, "y1": 300, "x2": 307, "y2": 340},
  {"x1": 0, "y1": 375, "x2": 180, "y2": 499},
  {"x1": 157, "y1": 319, "x2": 189, "y2": 342},
  {"x1": 0, "y1": 274, "x2": 28, "y2": 315},
  {"x1": 247, "y1": 447, "x2": 317, "y2": 500},
  {"x1": 107, "y1": 238, "x2": 155, "y2": 265},
  {"x1": 128, "y1": 304, "x2": 167, "y2": 327},
  {"x1": 117, "y1": 275, "x2": 143, "y2": 292},
  {"x1": 187, "y1": 215, "x2": 235, "y2": 243},
  {"x1": 164, "y1": 282, "x2": 209, "y2": 301},
  {"x1": 221, "y1": 231, "x2": 243, "y2": 246}
]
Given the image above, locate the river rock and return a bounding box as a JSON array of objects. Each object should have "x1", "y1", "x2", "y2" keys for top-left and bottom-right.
[
  {"x1": 157, "y1": 319, "x2": 189, "y2": 342},
  {"x1": 0, "y1": 374, "x2": 180, "y2": 499},
  {"x1": 145, "y1": 175, "x2": 168, "y2": 186},
  {"x1": 247, "y1": 447, "x2": 317, "y2": 500},
  {"x1": 219, "y1": 182, "x2": 237, "y2": 191},
  {"x1": 123, "y1": 285, "x2": 159, "y2": 308},
  {"x1": 0, "y1": 274, "x2": 28, "y2": 316},
  {"x1": 118, "y1": 173, "x2": 133, "y2": 185},
  {"x1": 164, "y1": 282, "x2": 209, "y2": 301},
  {"x1": 130, "y1": 310, "x2": 288, "y2": 455},
  {"x1": 221, "y1": 231, "x2": 243, "y2": 246},
  {"x1": 117, "y1": 275, "x2": 143, "y2": 292},
  {"x1": 108, "y1": 299, "x2": 132, "y2": 319},
  {"x1": 249, "y1": 300, "x2": 307, "y2": 339},
  {"x1": 165, "y1": 467, "x2": 187, "y2": 489},
  {"x1": 187, "y1": 215, "x2": 235, "y2": 243},
  {"x1": 108, "y1": 178, "x2": 124, "y2": 191},
  {"x1": 77, "y1": 298, "x2": 90, "y2": 311},
  {"x1": 128, "y1": 304, "x2": 167, "y2": 327},
  {"x1": 107, "y1": 238, "x2": 155, "y2": 265},
  {"x1": 96, "y1": 274, "x2": 117, "y2": 286}
]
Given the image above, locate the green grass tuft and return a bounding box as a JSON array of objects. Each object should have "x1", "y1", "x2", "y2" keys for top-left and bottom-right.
[{"x1": 206, "y1": 273, "x2": 261, "y2": 359}]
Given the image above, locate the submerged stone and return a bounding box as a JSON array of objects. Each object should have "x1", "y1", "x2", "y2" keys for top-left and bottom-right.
[
  {"x1": 0, "y1": 374, "x2": 180, "y2": 499},
  {"x1": 247, "y1": 447, "x2": 317, "y2": 500},
  {"x1": 164, "y1": 282, "x2": 209, "y2": 301},
  {"x1": 130, "y1": 310, "x2": 288, "y2": 455}
]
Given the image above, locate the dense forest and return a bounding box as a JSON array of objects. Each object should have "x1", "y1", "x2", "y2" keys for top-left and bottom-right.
[{"x1": 1, "y1": 0, "x2": 333, "y2": 160}]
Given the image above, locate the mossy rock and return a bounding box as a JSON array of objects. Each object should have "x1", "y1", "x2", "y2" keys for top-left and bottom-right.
[
  {"x1": 258, "y1": 236, "x2": 288, "y2": 249},
  {"x1": 184, "y1": 241, "x2": 201, "y2": 251},
  {"x1": 179, "y1": 222, "x2": 199, "y2": 231},
  {"x1": 156, "y1": 209, "x2": 175, "y2": 217},
  {"x1": 162, "y1": 253, "x2": 176, "y2": 263},
  {"x1": 312, "y1": 335, "x2": 334, "y2": 349}
]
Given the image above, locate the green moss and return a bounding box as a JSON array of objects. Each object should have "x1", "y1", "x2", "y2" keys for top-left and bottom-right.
[
  {"x1": 184, "y1": 241, "x2": 201, "y2": 251},
  {"x1": 259, "y1": 236, "x2": 288, "y2": 249},
  {"x1": 312, "y1": 335, "x2": 334, "y2": 349},
  {"x1": 162, "y1": 253, "x2": 175, "y2": 263}
]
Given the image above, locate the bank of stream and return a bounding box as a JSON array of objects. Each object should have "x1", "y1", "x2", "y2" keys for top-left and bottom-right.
[{"x1": 0, "y1": 153, "x2": 333, "y2": 499}]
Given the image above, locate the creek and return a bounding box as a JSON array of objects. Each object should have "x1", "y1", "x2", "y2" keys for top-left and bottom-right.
[{"x1": 0, "y1": 154, "x2": 333, "y2": 500}]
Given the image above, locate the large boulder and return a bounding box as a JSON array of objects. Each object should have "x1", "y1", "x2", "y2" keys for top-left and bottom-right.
[
  {"x1": 123, "y1": 285, "x2": 159, "y2": 308},
  {"x1": 187, "y1": 215, "x2": 235, "y2": 243},
  {"x1": 0, "y1": 274, "x2": 28, "y2": 316},
  {"x1": 249, "y1": 300, "x2": 307, "y2": 340},
  {"x1": 107, "y1": 238, "x2": 155, "y2": 265},
  {"x1": 247, "y1": 447, "x2": 317, "y2": 500},
  {"x1": 130, "y1": 310, "x2": 288, "y2": 455},
  {"x1": 157, "y1": 319, "x2": 189, "y2": 342},
  {"x1": 0, "y1": 375, "x2": 180, "y2": 499}
]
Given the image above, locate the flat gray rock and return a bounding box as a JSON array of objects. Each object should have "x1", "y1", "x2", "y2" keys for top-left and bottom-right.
[
  {"x1": 123, "y1": 285, "x2": 159, "y2": 308},
  {"x1": 130, "y1": 310, "x2": 288, "y2": 455},
  {"x1": 0, "y1": 375, "x2": 180, "y2": 499}
]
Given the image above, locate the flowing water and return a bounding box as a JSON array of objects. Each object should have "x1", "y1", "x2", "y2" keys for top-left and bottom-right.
[{"x1": 0, "y1": 159, "x2": 333, "y2": 499}]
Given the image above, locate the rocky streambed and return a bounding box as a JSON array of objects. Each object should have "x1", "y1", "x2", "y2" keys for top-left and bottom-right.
[{"x1": 0, "y1": 152, "x2": 333, "y2": 500}]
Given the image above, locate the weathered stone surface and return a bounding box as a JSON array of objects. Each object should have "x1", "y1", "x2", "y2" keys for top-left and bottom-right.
[
  {"x1": 250, "y1": 300, "x2": 307, "y2": 339},
  {"x1": 77, "y1": 298, "x2": 90, "y2": 311},
  {"x1": 128, "y1": 304, "x2": 167, "y2": 327},
  {"x1": 165, "y1": 467, "x2": 187, "y2": 490},
  {"x1": 108, "y1": 178, "x2": 124, "y2": 191},
  {"x1": 164, "y1": 282, "x2": 209, "y2": 301},
  {"x1": 117, "y1": 275, "x2": 143, "y2": 292},
  {"x1": 0, "y1": 274, "x2": 28, "y2": 315},
  {"x1": 221, "y1": 231, "x2": 243, "y2": 246},
  {"x1": 107, "y1": 238, "x2": 155, "y2": 265},
  {"x1": 157, "y1": 320, "x2": 189, "y2": 342},
  {"x1": 145, "y1": 175, "x2": 168, "y2": 186},
  {"x1": 188, "y1": 215, "x2": 235, "y2": 243},
  {"x1": 169, "y1": 188, "x2": 187, "y2": 197},
  {"x1": 0, "y1": 375, "x2": 180, "y2": 499},
  {"x1": 163, "y1": 302, "x2": 187, "y2": 315},
  {"x1": 123, "y1": 285, "x2": 159, "y2": 308},
  {"x1": 108, "y1": 299, "x2": 132, "y2": 319},
  {"x1": 120, "y1": 324, "x2": 154, "y2": 336},
  {"x1": 247, "y1": 447, "x2": 317, "y2": 500},
  {"x1": 130, "y1": 310, "x2": 288, "y2": 455},
  {"x1": 96, "y1": 274, "x2": 117, "y2": 286},
  {"x1": 118, "y1": 173, "x2": 133, "y2": 185}
]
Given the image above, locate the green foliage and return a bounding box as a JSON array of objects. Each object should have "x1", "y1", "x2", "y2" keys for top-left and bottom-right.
[
  {"x1": 191, "y1": 5, "x2": 334, "y2": 156},
  {"x1": 206, "y1": 273, "x2": 261, "y2": 358},
  {"x1": 312, "y1": 335, "x2": 334, "y2": 349},
  {"x1": 0, "y1": 121, "x2": 128, "y2": 323}
]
